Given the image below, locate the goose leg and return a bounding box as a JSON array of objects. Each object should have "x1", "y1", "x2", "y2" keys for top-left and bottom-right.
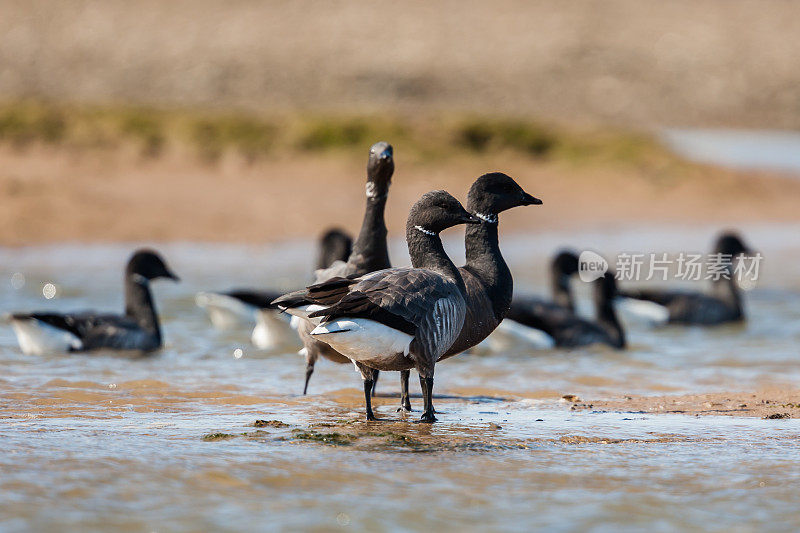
[
  {"x1": 357, "y1": 364, "x2": 379, "y2": 421},
  {"x1": 364, "y1": 376, "x2": 376, "y2": 421},
  {"x1": 303, "y1": 363, "x2": 314, "y2": 395},
  {"x1": 418, "y1": 374, "x2": 437, "y2": 423},
  {"x1": 371, "y1": 370, "x2": 380, "y2": 398},
  {"x1": 302, "y1": 348, "x2": 318, "y2": 395},
  {"x1": 397, "y1": 370, "x2": 412, "y2": 412}
]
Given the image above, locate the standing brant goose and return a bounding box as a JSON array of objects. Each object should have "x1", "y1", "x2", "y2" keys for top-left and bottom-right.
[
  {"x1": 5, "y1": 249, "x2": 179, "y2": 355},
  {"x1": 394, "y1": 172, "x2": 542, "y2": 411},
  {"x1": 618, "y1": 232, "x2": 754, "y2": 326},
  {"x1": 504, "y1": 271, "x2": 626, "y2": 349},
  {"x1": 195, "y1": 228, "x2": 352, "y2": 349},
  {"x1": 292, "y1": 141, "x2": 395, "y2": 394},
  {"x1": 273, "y1": 191, "x2": 480, "y2": 422}
]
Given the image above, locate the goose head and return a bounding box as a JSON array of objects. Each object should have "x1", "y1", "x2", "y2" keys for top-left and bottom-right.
[
  {"x1": 126, "y1": 249, "x2": 180, "y2": 282},
  {"x1": 366, "y1": 141, "x2": 394, "y2": 198},
  {"x1": 407, "y1": 190, "x2": 481, "y2": 235},
  {"x1": 316, "y1": 227, "x2": 353, "y2": 269},
  {"x1": 466, "y1": 172, "x2": 541, "y2": 221}
]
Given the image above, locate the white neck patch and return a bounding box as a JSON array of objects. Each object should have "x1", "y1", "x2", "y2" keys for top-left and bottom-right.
[
  {"x1": 131, "y1": 273, "x2": 149, "y2": 285},
  {"x1": 474, "y1": 212, "x2": 498, "y2": 224},
  {"x1": 414, "y1": 225, "x2": 437, "y2": 236},
  {"x1": 365, "y1": 182, "x2": 378, "y2": 198}
]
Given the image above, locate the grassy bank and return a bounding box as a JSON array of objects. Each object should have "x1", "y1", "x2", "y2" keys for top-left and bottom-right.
[{"x1": 0, "y1": 101, "x2": 680, "y2": 170}]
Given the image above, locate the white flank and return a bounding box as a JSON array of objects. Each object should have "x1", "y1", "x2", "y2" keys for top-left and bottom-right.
[
  {"x1": 616, "y1": 297, "x2": 669, "y2": 326},
  {"x1": 251, "y1": 309, "x2": 300, "y2": 350},
  {"x1": 10, "y1": 318, "x2": 83, "y2": 355},
  {"x1": 310, "y1": 319, "x2": 412, "y2": 363},
  {"x1": 280, "y1": 304, "x2": 328, "y2": 326},
  {"x1": 195, "y1": 292, "x2": 257, "y2": 329},
  {"x1": 482, "y1": 319, "x2": 555, "y2": 351}
]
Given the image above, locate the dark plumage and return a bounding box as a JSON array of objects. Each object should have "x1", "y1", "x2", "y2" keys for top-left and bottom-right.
[
  {"x1": 293, "y1": 141, "x2": 395, "y2": 394},
  {"x1": 7, "y1": 250, "x2": 179, "y2": 355},
  {"x1": 505, "y1": 271, "x2": 626, "y2": 349},
  {"x1": 618, "y1": 232, "x2": 754, "y2": 325},
  {"x1": 274, "y1": 190, "x2": 480, "y2": 422}
]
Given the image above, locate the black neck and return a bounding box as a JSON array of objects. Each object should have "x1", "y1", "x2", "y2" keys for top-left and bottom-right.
[
  {"x1": 464, "y1": 219, "x2": 513, "y2": 320},
  {"x1": 595, "y1": 294, "x2": 625, "y2": 349},
  {"x1": 551, "y1": 272, "x2": 575, "y2": 313},
  {"x1": 711, "y1": 265, "x2": 743, "y2": 316},
  {"x1": 125, "y1": 275, "x2": 162, "y2": 342},
  {"x1": 349, "y1": 194, "x2": 390, "y2": 272},
  {"x1": 407, "y1": 226, "x2": 465, "y2": 293}
]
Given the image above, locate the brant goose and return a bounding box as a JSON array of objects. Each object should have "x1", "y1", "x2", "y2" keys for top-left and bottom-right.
[
  {"x1": 392, "y1": 173, "x2": 542, "y2": 411},
  {"x1": 504, "y1": 271, "x2": 626, "y2": 349},
  {"x1": 618, "y1": 232, "x2": 755, "y2": 326},
  {"x1": 273, "y1": 191, "x2": 480, "y2": 422},
  {"x1": 195, "y1": 228, "x2": 352, "y2": 330},
  {"x1": 5, "y1": 250, "x2": 179, "y2": 355},
  {"x1": 292, "y1": 141, "x2": 395, "y2": 394}
]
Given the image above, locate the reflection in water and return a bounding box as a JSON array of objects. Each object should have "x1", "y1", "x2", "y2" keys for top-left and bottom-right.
[{"x1": 1, "y1": 229, "x2": 800, "y2": 531}]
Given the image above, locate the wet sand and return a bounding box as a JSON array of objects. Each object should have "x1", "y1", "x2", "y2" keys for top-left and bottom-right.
[{"x1": 572, "y1": 389, "x2": 800, "y2": 419}]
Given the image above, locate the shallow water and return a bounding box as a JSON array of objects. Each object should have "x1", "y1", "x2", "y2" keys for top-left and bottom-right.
[
  {"x1": 2, "y1": 226, "x2": 800, "y2": 532},
  {"x1": 663, "y1": 129, "x2": 800, "y2": 176}
]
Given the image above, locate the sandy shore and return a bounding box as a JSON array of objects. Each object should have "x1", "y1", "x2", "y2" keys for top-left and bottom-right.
[
  {"x1": 3, "y1": 144, "x2": 800, "y2": 246},
  {"x1": 570, "y1": 389, "x2": 800, "y2": 419}
]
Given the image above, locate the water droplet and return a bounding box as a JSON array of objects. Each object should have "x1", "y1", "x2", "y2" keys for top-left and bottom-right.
[
  {"x1": 108, "y1": 383, "x2": 117, "y2": 390},
  {"x1": 42, "y1": 283, "x2": 57, "y2": 299},
  {"x1": 10, "y1": 272, "x2": 25, "y2": 289},
  {"x1": 336, "y1": 513, "x2": 350, "y2": 526},
  {"x1": 233, "y1": 348, "x2": 243, "y2": 359}
]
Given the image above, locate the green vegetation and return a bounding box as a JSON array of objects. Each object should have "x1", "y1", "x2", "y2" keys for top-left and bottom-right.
[
  {"x1": 0, "y1": 101, "x2": 678, "y2": 169},
  {"x1": 291, "y1": 429, "x2": 357, "y2": 446},
  {"x1": 202, "y1": 432, "x2": 236, "y2": 441}
]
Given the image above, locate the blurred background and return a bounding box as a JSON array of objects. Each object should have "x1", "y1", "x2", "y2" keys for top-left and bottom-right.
[{"x1": 2, "y1": 0, "x2": 800, "y2": 246}]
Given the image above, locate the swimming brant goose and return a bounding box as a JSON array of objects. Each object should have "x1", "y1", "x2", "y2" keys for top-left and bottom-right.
[
  {"x1": 292, "y1": 141, "x2": 395, "y2": 394},
  {"x1": 504, "y1": 271, "x2": 626, "y2": 349},
  {"x1": 617, "y1": 232, "x2": 755, "y2": 326},
  {"x1": 6, "y1": 249, "x2": 179, "y2": 355},
  {"x1": 195, "y1": 228, "x2": 352, "y2": 349},
  {"x1": 273, "y1": 190, "x2": 480, "y2": 422},
  {"x1": 195, "y1": 228, "x2": 352, "y2": 329}
]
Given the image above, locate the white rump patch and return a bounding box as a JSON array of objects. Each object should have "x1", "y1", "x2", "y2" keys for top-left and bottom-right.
[
  {"x1": 310, "y1": 319, "x2": 412, "y2": 363},
  {"x1": 251, "y1": 309, "x2": 300, "y2": 350},
  {"x1": 280, "y1": 304, "x2": 329, "y2": 326},
  {"x1": 195, "y1": 292, "x2": 257, "y2": 329},
  {"x1": 11, "y1": 318, "x2": 83, "y2": 356},
  {"x1": 616, "y1": 297, "x2": 669, "y2": 327}
]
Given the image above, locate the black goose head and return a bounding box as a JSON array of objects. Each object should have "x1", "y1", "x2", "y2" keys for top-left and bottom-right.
[
  {"x1": 316, "y1": 227, "x2": 353, "y2": 269},
  {"x1": 366, "y1": 141, "x2": 394, "y2": 198},
  {"x1": 126, "y1": 249, "x2": 179, "y2": 282},
  {"x1": 713, "y1": 232, "x2": 754, "y2": 257},
  {"x1": 407, "y1": 190, "x2": 481, "y2": 235},
  {"x1": 466, "y1": 172, "x2": 542, "y2": 220},
  {"x1": 552, "y1": 250, "x2": 580, "y2": 277}
]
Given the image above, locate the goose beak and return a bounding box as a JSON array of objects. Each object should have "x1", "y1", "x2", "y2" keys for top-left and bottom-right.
[
  {"x1": 166, "y1": 270, "x2": 180, "y2": 282},
  {"x1": 461, "y1": 212, "x2": 482, "y2": 225},
  {"x1": 521, "y1": 192, "x2": 543, "y2": 206}
]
